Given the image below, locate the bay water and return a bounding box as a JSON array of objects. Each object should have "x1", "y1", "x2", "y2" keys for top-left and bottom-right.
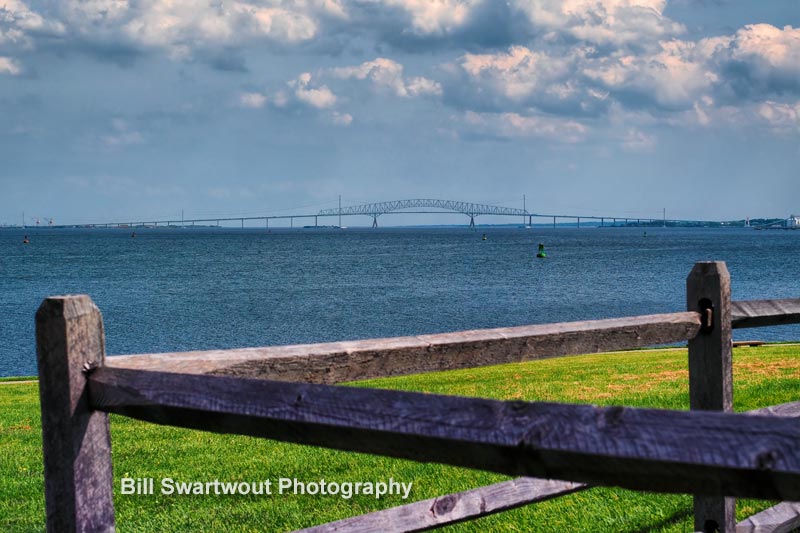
[{"x1": 2, "y1": 226, "x2": 798, "y2": 377}]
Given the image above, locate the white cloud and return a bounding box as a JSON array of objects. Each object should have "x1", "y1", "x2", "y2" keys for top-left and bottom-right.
[
  {"x1": 289, "y1": 72, "x2": 337, "y2": 108},
  {"x1": 621, "y1": 128, "x2": 655, "y2": 150},
  {"x1": 458, "y1": 46, "x2": 575, "y2": 101},
  {"x1": 463, "y1": 110, "x2": 587, "y2": 142},
  {"x1": 0, "y1": 56, "x2": 21, "y2": 75},
  {"x1": 7, "y1": 0, "x2": 800, "y2": 145},
  {"x1": 331, "y1": 111, "x2": 353, "y2": 125},
  {"x1": 363, "y1": 0, "x2": 481, "y2": 35},
  {"x1": 46, "y1": 0, "x2": 326, "y2": 62},
  {"x1": 102, "y1": 119, "x2": 144, "y2": 148},
  {"x1": 246, "y1": 5, "x2": 319, "y2": 42},
  {"x1": 449, "y1": 23, "x2": 800, "y2": 128},
  {"x1": 63, "y1": 0, "x2": 129, "y2": 25},
  {"x1": 510, "y1": 0, "x2": 684, "y2": 47},
  {"x1": 666, "y1": 98, "x2": 800, "y2": 136},
  {"x1": 729, "y1": 24, "x2": 800, "y2": 76},
  {"x1": 757, "y1": 100, "x2": 800, "y2": 134},
  {"x1": 1, "y1": 0, "x2": 64, "y2": 46},
  {"x1": 693, "y1": 95, "x2": 714, "y2": 126},
  {"x1": 449, "y1": 45, "x2": 610, "y2": 116},
  {"x1": 406, "y1": 76, "x2": 442, "y2": 97},
  {"x1": 584, "y1": 40, "x2": 719, "y2": 109},
  {"x1": 238, "y1": 92, "x2": 267, "y2": 108},
  {"x1": 585, "y1": 24, "x2": 800, "y2": 111},
  {"x1": 331, "y1": 57, "x2": 441, "y2": 97}
]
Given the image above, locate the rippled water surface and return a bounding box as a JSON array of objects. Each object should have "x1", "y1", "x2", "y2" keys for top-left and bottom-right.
[{"x1": 2, "y1": 226, "x2": 798, "y2": 376}]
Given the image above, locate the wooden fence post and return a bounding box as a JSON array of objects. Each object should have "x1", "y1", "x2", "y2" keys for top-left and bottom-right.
[
  {"x1": 687, "y1": 262, "x2": 734, "y2": 533},
  {"x1": 36, "y1": 295, "x2": 116, "y2": 533}
]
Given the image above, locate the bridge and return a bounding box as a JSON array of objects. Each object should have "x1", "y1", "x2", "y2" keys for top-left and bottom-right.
[
  {"x1": 318, "y1": 199, "x2": 528, "y2": 228},
  {"x1": 54, "y1": 198, "x2": 717, "y2": 229}
]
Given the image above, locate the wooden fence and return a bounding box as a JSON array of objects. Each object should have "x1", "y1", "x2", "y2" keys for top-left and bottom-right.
[{"x1": 36, "y1": 261, "x2": 800, "y2": 532}]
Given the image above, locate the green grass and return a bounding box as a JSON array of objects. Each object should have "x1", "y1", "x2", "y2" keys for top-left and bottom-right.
[{"x1": 1, "y1": 345, "x2": 798, "y2": 532}]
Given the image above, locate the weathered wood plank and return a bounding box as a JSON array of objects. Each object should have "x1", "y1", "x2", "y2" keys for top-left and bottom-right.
[
  {"x1": 87, "y1": 366, "x2": 800, "y2": 501},
  {"x1": 748, "y1": 401, "x2": 800, "y2": 418},
  {"x1": 296, "y1": 478, "x2": 586, "y2": 533},
  {"x1": 688, "y1": 262, "x2": 733, "y2": 414},
  {"x1": 36, "y1": 296, "x2": 115, "y2": 533},
  {"x1": 296, "y1": 400, "x2": 799, "y2": 533},
  {"x1": 105, "y1": 312, "x2": 702, "y2": 384},
  {"x1": 688, "y1": 261, "x2": 735, "y2": 533},
  {"x1": 736, "y1": 502, "x2": 800, "y2": 533},
  {"x1": 732, "y1": 298, "x2": 800, "y2": 329}
]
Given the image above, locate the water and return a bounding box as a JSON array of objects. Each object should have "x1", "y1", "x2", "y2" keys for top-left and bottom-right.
[{"x1": 1, "y1": 226, "x2": 798, "y2": 377}]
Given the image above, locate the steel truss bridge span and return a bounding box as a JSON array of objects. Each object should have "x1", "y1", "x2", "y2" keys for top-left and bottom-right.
[
  {"x1": 318, "y1": 199, "x2": 527, "y2": 227},
  {"x1": 63, "y1": 198, "x2": 717, "y2": 229}
]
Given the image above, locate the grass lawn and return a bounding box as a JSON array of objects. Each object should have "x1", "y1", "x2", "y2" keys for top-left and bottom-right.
[{"x1": 1, "y1": 345, "x2": 798, "y2": 532}]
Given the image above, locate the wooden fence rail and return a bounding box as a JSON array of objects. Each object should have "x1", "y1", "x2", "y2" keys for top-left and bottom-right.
[
  {"x1": 302, "y1": 400, "x2": 800, "y2": 533},
  {"x1": 104, "y1": 312, "x2": 702, "y2": 384},
  {"x1": 36, "y1": 261, "x2": 800, "y2": 533},
  {"x1": 99, "y1": 298, "x2": 800, "y2": 385},
  {"x1": 88, "y1": 365, "x2": 800, "y2": 499}
]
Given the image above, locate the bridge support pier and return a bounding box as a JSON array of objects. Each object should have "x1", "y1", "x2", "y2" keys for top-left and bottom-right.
[
  {"x1": 553, "y1": 216, "x2": 556, "y2": 228},
  {"x1": 469, "y1": 216, "x2": 475, "y2": 230},
  {"x1": 577, "y1": 217, "x2": 580, "y2": 228},
  {"x1": 372, "y1": 215, "x2": 378, "y2": 228}
]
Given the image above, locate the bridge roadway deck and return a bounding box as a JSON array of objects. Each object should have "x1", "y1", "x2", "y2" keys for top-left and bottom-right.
[{"x1": 55, "y1": 198, "x2": 717, "y2": 228}]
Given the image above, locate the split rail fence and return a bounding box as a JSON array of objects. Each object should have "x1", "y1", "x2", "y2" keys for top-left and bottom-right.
[{"x1": 36, "y1": 261, "x2": 800, "y2": 532}]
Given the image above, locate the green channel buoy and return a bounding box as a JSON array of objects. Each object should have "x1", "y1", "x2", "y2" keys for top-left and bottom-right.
[
  {"x1": 482, "y1": 233, "x2": 487, "y2": 240},
  {"x1": 536, "y1": 243, "x2": 546, "y2": 258}
]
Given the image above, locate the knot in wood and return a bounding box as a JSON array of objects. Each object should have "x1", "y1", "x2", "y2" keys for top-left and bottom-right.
[
  {"x1": 432, "y1": 494, "x2": 457, "y2": 516},
  {"x1": 598, "y1": 406, "x2": 625, "y2": 429},
  {"x1": 755, "y1": 449, "x2": 779, "y2": 470}
]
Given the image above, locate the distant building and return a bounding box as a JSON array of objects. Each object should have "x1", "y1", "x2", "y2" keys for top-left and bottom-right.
[{"x1": 789, "y1": 215, "x2": 800, "y2": 228}]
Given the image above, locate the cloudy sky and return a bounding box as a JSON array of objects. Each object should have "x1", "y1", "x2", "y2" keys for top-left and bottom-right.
[{"x1": 1, "y1": 1, "x2": 798, "y2": 226}]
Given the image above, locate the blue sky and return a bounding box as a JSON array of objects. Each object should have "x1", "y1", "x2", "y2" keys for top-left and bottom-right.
[{"x1": 1, "y1": 1, "x2": 798, "y2": 226}]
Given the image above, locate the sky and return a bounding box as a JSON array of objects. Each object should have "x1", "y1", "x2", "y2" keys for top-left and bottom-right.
[{"x1": 1, "y1": 0, "x2": 798, "y2": 226}]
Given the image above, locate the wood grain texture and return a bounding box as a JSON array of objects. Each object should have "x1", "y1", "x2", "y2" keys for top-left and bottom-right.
[
  {"x1": 296, "y1": 478, "x2": 586, "y2": 533},
  {"x1": 687, "y1": 262, "x2": 735, "y2": 533},
  {"x1": 736, "y1": 502, "x2": 800, "y2": 533},
  {"x1": 732, "y1": 299, "x2": 800, "y2": 329},
  {"x1": 295, "y1": 401, "x2": 798, "y2": 533},
  {"x1": 87, "y1": 366, "x2": 800, "y2": 501},
  {"x1": 687, "y1": 261, "x2": 733, "y2": 413},
  {"x1": 105, "y1": 312, "x2": 702, "y2": 384},
  {"x1": 36, "y1": 296, "x2": 115, "y2": 533},
  {"x1": 737, "y1": 400, "x2": 799, "y2": 533}
]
